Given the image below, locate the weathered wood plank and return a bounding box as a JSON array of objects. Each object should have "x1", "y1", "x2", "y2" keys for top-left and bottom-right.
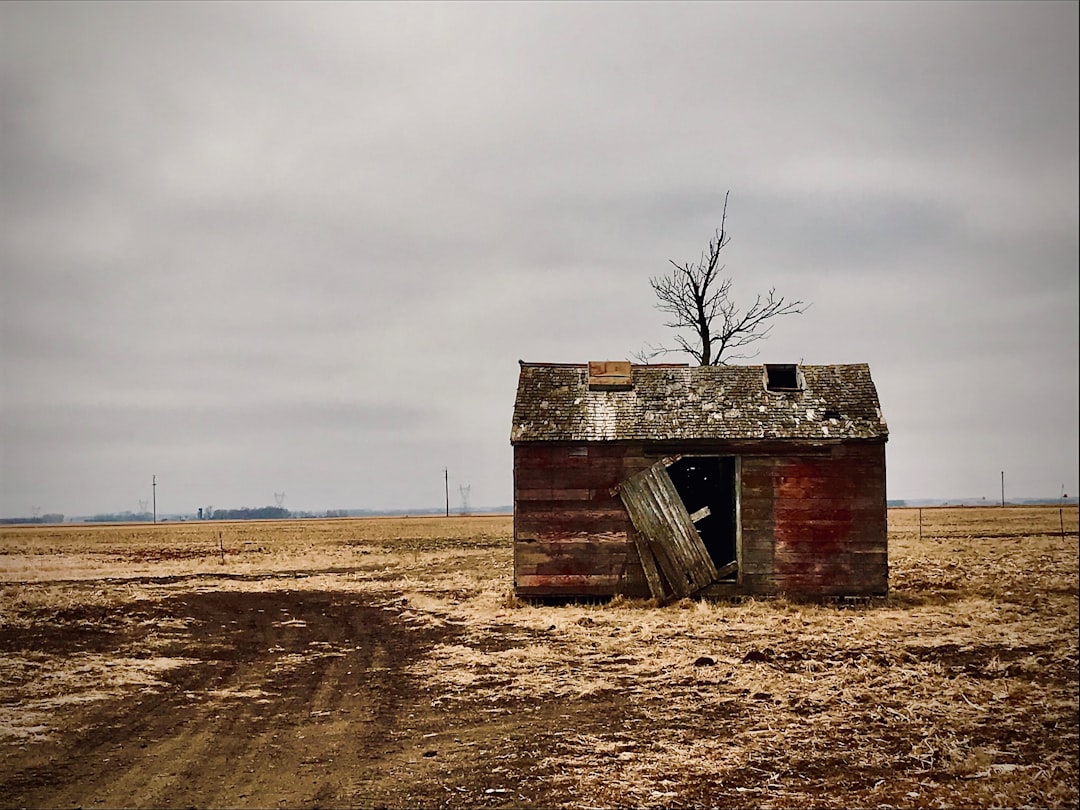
[
  {"x1": 773, "y1": 549, "x2": 888, "y2": 565},
  {"x1": 628, "y1": 526, "x2": 669, "y2": 603},
  {"x1": 698, "y1": 581, "x2": 744, "y2": 599},
  {"x1": 620, "y1": 473, "x2": 694, "y2": 598},
  {"x1": 515, "y1": 502, "x2": 630, "y2": 538},
  {"x1": 777, "y1": 533, "x2": 885, "y2": 552},
  {"x1": 516, "y1": 488, "x2": 593, "y2": 501},
  {"x1": 639, "y1": 464, "x2": 713, "y2": 592},
  {"x1": 643, "y1": 468, "x2": 719, "y2": 588},
  {"x1": 515, "y1": 533, "x2": 632, "y2": 592},
  {"x1": 776, "y1": 576, "x2": 887, "y2": 596},
  {"x1": 740, "y1": 483, "x2": 776, "y2": 499},
  {"x1": 515, "y1": 574, "x2": 622, "y2": 597},
  {"x1": 516, "y1": 496, "x2": 625, "y2": 511},
  {"x1": 619, "y1": 462, "x2": 718, "y2": 598},
  {"x1": 516, "y1": 528, "x2": 631, "y2": 543},
  {"x1": 642, "y1": 440, "x2": 838, "y2": 458},
  {"x1": 714, "y1": 560, "x2": 738, "y2": 578},
  {"x1": 689, "y1": 505, "x2": 711, "y2": 523},
  {"x1": 738, "y1": 511, "x2": 775, "y2": 528},
  {"x1": 766, "y1": 496, "x2": 884, "y2": 513},
  {"x1": 516, "y1": 461, "x2": 640, "y2": 489},
  {"x1": 735, "y1": 572, "x2": 777, "y2": 595},
  {"x1": 516, "y1": 537, "x2": 630, "y2": 566}
]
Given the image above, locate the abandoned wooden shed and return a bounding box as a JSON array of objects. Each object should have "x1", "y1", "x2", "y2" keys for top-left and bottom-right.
[{"x1": 511, "y1": 360, "x2": 889, "y2": 601}]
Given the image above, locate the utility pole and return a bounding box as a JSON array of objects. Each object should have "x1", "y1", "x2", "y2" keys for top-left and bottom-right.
[
  {"x1": 153, "y1": 475, "x2": 157, "y2": 524},
  {"x1": 1000, "y1": 471, "x2": 1004, "y2": 507},
  {"x1": 444, "y1": 468, "x2": 449, "y2": 517}
]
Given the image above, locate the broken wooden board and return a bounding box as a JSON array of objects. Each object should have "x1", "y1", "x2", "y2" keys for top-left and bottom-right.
[
  {"x1": 715, "y1": 560, "x2": 738, "y2": 579},
  {"x1": 619, "y1": 461, "x2": 719, "y2": 599},
  {"x1": 627, "y1": 525, "x2": 671, "y2": 603}
]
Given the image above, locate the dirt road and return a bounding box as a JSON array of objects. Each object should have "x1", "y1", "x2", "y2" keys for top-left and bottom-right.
[{"x1": 2, "y1": 588, "x2": 518, "y2": 808}]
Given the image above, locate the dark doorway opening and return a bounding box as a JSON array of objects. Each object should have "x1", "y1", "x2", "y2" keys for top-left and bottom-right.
[{"x1": 667, "y1": 456, "x2": 737, "y2": 573}]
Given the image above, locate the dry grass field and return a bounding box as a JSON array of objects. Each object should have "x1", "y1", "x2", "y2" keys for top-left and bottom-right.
[{"x1": 1, "y1": 506, "x2": 1077, "y2": 809}]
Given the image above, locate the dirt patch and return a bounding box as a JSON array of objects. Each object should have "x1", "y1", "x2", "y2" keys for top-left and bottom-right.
[
  {"x1": 0, "y1": 586, "x2": 708, "y2": 809},
  {"x1": 0, "y1": 590, "x2": 455, "y2": 808}
]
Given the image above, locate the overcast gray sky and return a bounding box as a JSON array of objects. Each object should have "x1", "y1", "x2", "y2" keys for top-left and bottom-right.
[{"x1": 2, "y1": 1, "x2": 1077, "y2": 517}]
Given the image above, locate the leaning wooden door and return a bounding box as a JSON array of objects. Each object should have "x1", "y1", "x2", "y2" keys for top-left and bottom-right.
[{"x1": 619, "y1": 460, "x2": 719, "y2": 601}]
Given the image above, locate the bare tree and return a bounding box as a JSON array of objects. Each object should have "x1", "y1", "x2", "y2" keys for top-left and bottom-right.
[{"x1": 636, "y1": 192, "x2": 808, "y2": 366}]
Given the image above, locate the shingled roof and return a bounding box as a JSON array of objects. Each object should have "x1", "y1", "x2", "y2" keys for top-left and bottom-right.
[{"x1": 511, "y1": 362, "x2": 888, "y2": 443}]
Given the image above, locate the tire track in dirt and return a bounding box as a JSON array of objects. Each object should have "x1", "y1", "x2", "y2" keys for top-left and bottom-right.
[{"x1": 0, "y1": 590, "x2": 446, "y2": 808}]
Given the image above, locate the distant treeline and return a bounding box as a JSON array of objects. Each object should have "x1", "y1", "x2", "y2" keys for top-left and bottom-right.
[
  {"x1": 292, "y1": 506, "x2": 514, "y2": 518},
  {"x1": 83, "y1": 511, "x2": 153, "y2": 523},
  {"x1": 0, "y1": 514, "x2": 65, "y2": 525},
  {"x1": 77, "y1": 507, "x2": 291, "y2": 523},
  {"x1": 1, "y1": 504, "x2": 516, "y2": 524},
  {"x1": 889, "y1": 497, "x2": 1078, "y2": 508},
  {"x1": 204, "y1": 506, "x2": 290, "y2": 521}
]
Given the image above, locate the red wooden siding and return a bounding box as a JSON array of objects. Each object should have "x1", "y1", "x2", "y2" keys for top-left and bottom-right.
[
  {"x1": 772, "y1": 443, "x2": 887, "y2": 596},
  {"x1": 738, "y1": 457, "x2": 777, "y2": 594},
  {"x1": 514, "y1": 443, "x2": 653, "y2": 598},
  {"x1": 513, "y1": 439, "x2": 888, "y2": 599}
]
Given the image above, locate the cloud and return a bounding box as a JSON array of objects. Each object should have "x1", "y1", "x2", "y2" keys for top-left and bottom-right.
[{"x1": 1, "y1": 1, "x2": 1076, "y2": 514}]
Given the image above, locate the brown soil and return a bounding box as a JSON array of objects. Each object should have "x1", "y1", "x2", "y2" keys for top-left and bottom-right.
[
  {"x1": 0, "y1": 585, "x2": 704, "y2": 809},
  {"x1": 1, "y1": 587, "x2": 522, "y2": 808}
]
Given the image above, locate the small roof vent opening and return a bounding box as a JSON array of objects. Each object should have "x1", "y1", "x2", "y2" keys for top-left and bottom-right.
[
  {"x1": 764, "y1": 363, "x2": 802, "y2": 392},
  {"x1": 588, "y1": 360, "x2": 633, "y2": 391}
]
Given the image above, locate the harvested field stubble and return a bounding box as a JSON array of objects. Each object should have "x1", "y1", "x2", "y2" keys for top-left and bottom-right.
[{"x1": 0, "y1": 506, "x2": 1077, "y2": 809}]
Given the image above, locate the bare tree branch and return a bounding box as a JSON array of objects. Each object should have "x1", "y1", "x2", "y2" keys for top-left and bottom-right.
[{"x1": 636, "y1": 191, "x2": 809, "y2": 365}]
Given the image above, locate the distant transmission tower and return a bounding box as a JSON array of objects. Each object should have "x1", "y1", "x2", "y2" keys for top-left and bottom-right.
[
  {"x1": 138, "y1": 499, "x2": 149, "y2": 514},
  {"x1": 458, "y1": 484, "x2": 471, "y2": 515},
  {"x1": 274, "y1": 491, "x2": 286, "y2": 509}
]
